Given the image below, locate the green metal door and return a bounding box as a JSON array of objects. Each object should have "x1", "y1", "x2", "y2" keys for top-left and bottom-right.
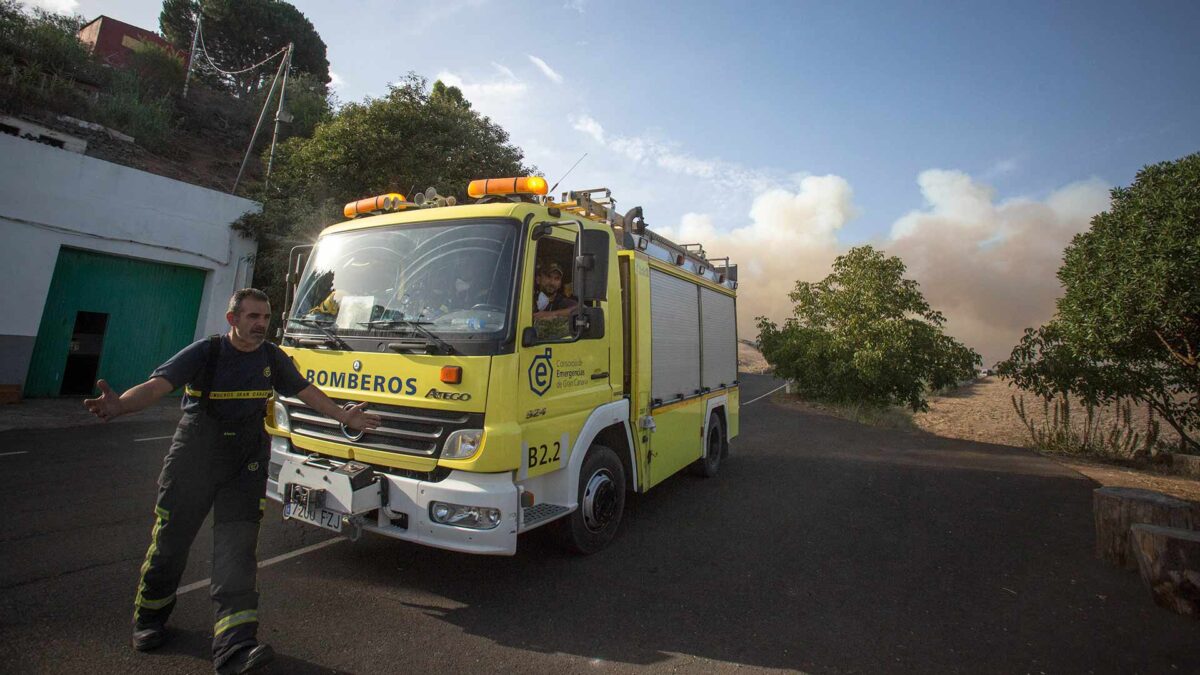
[{"x1": 25, "y1": 248, "x2": 206, "y2": 397}]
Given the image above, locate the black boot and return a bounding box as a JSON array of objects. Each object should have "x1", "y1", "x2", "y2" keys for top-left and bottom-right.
[
  {"x1": 132, "y1": 624, "x2": 168, "y2": 652},
  {"x1": 215, "y1": 643, "x2": 274, "y2": 674}
]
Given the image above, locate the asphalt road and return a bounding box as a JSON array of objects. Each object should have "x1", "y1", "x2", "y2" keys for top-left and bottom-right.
[{"x1": 1, "y1": 373, "x2": 1197, "y2": 674}]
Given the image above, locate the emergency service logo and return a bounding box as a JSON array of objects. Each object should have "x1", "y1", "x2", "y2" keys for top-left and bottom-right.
[
  {"x1": 528, "y1": 347, "x2": 553, "y2": 396},
  {"x1": 340, "y1": 402, "x2": 365, "y2": 441},
  {"x1": 262, "y1": 366, "x2": 271, "y2": 378}
]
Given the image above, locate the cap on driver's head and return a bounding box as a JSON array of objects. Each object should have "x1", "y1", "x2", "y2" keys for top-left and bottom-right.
[{"x1": 543, "y1": 262, "x2": 564, "y2": 277}]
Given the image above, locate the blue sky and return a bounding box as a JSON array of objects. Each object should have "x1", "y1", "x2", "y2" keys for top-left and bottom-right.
[{"x1": 31, "y1": 0, "x2": 1200, "y2": 362}]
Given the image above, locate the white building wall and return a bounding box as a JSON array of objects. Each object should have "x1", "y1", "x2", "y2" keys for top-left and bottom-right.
[{"x1": 0, "y1": 133, "x2": 260, "y2": 387}]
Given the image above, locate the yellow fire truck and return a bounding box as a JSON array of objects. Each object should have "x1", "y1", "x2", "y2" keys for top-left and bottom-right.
[{"x1": 266, "y1": 177, "x2": 739, "y2": 554}]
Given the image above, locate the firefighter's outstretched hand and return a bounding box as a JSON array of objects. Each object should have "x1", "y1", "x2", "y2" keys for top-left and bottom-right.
[
  {"x1": 343, "y1": 402, "x2": 381, "y2": 432},
  {"x1": 84, "y1": 379, "x2": 123, "y2": 422}
]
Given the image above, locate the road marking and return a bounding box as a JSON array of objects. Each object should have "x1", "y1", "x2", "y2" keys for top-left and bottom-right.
[
  {"x1": 176, "y1": 537, "x2": 345, "y2": 596},
  {"x1": 133, "y1": 435, "x2": 174, "y2": 442},
  {"x1": 0, "y1": 451, "x2": 29, "y2": 457},
  {"x1": 743, "y1": 383, "x2": 788, "y2": 406}
]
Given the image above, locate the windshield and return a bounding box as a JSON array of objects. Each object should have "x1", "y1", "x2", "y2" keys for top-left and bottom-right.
[{"x1": 289, "y1": 219, "x2": 519, "y2": 340}]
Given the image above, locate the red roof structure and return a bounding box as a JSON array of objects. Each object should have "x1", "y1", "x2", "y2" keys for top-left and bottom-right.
[{"x1": 77, "y1": 15, "x2": 181, "y2": 68}]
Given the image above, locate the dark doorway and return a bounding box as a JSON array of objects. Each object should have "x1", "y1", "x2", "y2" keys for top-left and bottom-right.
[{"x1": 60, "y1": 311, "x2": 108, "y2": 395}]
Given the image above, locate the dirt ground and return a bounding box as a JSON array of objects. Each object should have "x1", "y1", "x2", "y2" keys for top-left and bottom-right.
[
  {"x1": 915, "y1": 378, "x2": 1200, "y2": 502},
  {"x1": 737, "y1": 342, "x2": 771, "y2": 374}
]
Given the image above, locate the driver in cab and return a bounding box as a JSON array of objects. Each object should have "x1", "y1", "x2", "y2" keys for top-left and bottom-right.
[{"x1": 532, "y1": 262, "x2": 577, "y2": 320}]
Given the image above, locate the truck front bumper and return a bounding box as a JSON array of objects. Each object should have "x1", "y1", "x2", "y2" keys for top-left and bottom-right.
[{"x1": 266, "y1": 436, "x2": 519, "y2": 556}]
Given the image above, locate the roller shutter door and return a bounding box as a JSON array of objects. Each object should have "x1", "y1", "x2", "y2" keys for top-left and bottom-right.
[
  {"x1": 650, "y1": 269, "x2": 700, "y2": 402},
  {"x1": 700, "y1": 287, "x2": 737, "y2": 390}
]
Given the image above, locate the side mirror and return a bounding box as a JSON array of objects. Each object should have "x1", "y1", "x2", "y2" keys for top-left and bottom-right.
[
  {"x1": 283, "y1": 244, "x2": 312, "y2": 319},
  {"x1": 521, "y1": 326, "x2": 539, "y2": 347},
  {"x1": 575, "y1": 230, "x2": 610, "y2": 302}
]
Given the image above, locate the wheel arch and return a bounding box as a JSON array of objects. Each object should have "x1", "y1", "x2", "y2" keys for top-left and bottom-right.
[
  {"x1": 703, "y1": 394, "x2": 730, "y2": 459},
  {"x1": 565, "y1": 399, "x2": 637, "y2": 505}
]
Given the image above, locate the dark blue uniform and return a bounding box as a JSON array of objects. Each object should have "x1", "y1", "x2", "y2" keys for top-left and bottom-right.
[{"x1": 133, "y1": 335, "x2": 308, "y2": 668}]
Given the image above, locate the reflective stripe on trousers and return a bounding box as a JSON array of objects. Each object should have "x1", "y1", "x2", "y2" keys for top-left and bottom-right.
[{"x1": 132, "y1": 411, "x2": 268, "y2": 665}]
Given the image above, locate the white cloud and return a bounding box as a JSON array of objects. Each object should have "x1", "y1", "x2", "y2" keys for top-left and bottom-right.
[
  {"x1": 570, "y1": 116, "x2": 777, "y2": 197},
  {"x1": 404, "y1": 0, "x2": 491, "y2": 33},
  {"x1": 491, "y1": 62, "x2": 517, "y2": 80},
  {"x1": 571, "y1": 114, "x2": 605, "y2": 144},
  {"x1": 564, "y1": 0, "x2": 587, "y2": 13},
  {"x1": 527, "y1": 54, "x2": 564, "y2": 84},
  {"x1": 328, "y1": 71, "x2": 345, "y2": 91},
  {"x1": 435, "y1": 70, "x2": 529, "y2": 117},
  {"x1": 984, "y1": 157, "x2": 1019, "y2": 178},
  {"x1": 23, "y1": 0, "x2": 79, "y2": 12}
]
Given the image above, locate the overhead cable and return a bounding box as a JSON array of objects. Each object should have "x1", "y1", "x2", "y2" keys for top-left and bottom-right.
[{"x1": 195, "y1": 20, "x2": 288, "y2": 78}]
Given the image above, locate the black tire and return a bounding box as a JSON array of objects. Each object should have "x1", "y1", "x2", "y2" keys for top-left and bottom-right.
[
  {"x1": 691, "y1": 414, "x2": 725, "y2": 478},
  {"x1": 557, "y1": 444, "x2": 626, "y2": 555}
]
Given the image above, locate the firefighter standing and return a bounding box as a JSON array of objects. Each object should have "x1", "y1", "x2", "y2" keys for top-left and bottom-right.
[{"x1": 84, "y1": 288, "x2": 380, "y2": 674}]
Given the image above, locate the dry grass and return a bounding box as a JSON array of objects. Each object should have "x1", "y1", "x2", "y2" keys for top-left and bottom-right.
[
  {"x1": 738, "y1": 342, "x2": 771, "y2": 374},
  {"x1": 915, "y1": 378, "x2": 1199, "y2": 502},
  {"x1": 914, "y1": 378, "x2": 1181, "y2": 450}
]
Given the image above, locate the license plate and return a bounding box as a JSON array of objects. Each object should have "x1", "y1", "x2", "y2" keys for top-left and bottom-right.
[{"x1": 284, "y1": 500, "x2": 343, "y2": 532}]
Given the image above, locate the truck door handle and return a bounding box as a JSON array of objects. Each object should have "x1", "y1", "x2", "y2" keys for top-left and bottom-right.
[{"x1": 591, "y1": 372, "x2": 609, "y2": 380}]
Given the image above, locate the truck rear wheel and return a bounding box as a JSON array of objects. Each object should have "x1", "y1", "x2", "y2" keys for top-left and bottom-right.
[
  {"x1": 557, "y1": 444, "x2": 625, "y2": 555},
  {"x1": 691, "y1": 414, "x2": 724, "y2": 478}
]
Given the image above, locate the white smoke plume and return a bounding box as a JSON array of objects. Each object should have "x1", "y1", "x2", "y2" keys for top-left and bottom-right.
[
  {"x1": 662, "y1": 174, "x2": 856, "y2": 339},
  {"x1": 665, "y1": 170, "x2": 1111, "y2": 367},
  {"x1": 888, "y1": 170, "x2": 1111, "y2": 366}
]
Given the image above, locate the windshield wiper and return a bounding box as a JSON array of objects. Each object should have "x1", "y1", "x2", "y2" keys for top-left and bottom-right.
[
  {"x1": 286, "y1": 318, "x2": 352, "y2": 351},
  {"x1": 360, "y1": 318, "x2": 455, "y2": 355}
]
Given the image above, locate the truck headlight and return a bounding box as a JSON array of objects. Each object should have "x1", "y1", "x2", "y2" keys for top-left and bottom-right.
[
  {"x1": 273, "y1": 400, "x2": 290, "y2": 431},
  {"x1": 442, "y1": 429, "x2": 482, "y2": 459},
  {"x1": 429, "y1": 501, "x2": 502, "y2": 529}
]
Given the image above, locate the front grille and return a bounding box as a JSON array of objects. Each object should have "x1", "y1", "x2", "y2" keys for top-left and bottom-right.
[{"x1": 279, "y1": 395, "x2": 482, "y2": 460}]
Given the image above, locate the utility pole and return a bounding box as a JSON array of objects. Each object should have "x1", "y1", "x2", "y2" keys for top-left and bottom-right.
[
  {"x1": 181, "y1": 12, "x2": 201, "y2": 98},
  {"x1": 233, "y1": 49, "x2": 288, "y2": 194},
  {"x1": 264, "y1": 42, "x2": 294, "y2": 193}
]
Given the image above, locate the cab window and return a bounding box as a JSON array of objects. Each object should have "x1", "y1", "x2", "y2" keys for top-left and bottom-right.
[{"x1": 529, "y1": 234, "x2": 578, "y2": 342}]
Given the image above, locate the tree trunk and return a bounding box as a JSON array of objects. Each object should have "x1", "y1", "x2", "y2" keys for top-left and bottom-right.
[
  {"x1": 1130, "y1": 524, "x2": 1200, "y2": 618},
  {"x1": 1093, "y1": 487, "x2": 1199, "y2": 570}
]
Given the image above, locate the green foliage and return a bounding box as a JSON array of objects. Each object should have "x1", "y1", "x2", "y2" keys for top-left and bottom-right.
[
  {"x1": 0, "y1": 0, "x2": 100, "y2": 114},
  {"x1": 92, "y1": 70, "x2": 174, "y2": 150},
  {"x1": 263, "y1": 73, "x2": 532, "y2": 205},
  {"x1": 796, "y1": 397, "x2": 917, "y2": 430},
  {"x1": 128, "y1": 41, "x2": 186, "y2": 98},
  {"x1": 999, "y1": 153, "x2": 1200, "y2": 451},
  {"x1": 159, "y1": 0, "x2": 330, "y2": 95},
  {"x1": 757, "y1": 246, "x2": 981, "y2": 412},
  {"x1": 250, "y1": 71, "x2": 330, "y2": 145},
  {"x1": 430, "y1": 80, "x2": 470, "y2": 109},
  {"x1": 236, "y1": 73, "x2": 533, "y2": 322}
]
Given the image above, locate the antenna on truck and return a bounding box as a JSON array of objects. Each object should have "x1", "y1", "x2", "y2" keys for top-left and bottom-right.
[{"x1": 548, "y1": 153, "x2": 588, "y2": 195}]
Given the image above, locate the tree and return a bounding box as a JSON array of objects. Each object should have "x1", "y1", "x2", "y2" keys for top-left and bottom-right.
[
  {"x1": 263, "y1": 74, "x2": 531, "y2": 205},
  {"x1": 159, "y1": 0, "x2": 329, "y2": 96},
  {"x1": 999, "y1": 153, "x2": 1200, "y2": 451},
  {"x1": 757, "y1": 246, "x2": 981, "y2": 411},
  {"x1": 236, "y1": 73, "x2": 535, "y2": 325}
]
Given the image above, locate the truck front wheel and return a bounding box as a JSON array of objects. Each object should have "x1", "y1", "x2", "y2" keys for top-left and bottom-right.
[{"x1": 557, "y1": 444, "x2": 625, "y2": 554}]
